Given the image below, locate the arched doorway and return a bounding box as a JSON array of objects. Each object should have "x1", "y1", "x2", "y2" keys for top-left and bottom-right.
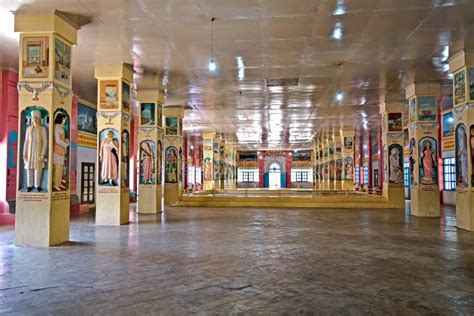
[{"x1": 268, "y1": 163, "x2": 281, "y2": 189}]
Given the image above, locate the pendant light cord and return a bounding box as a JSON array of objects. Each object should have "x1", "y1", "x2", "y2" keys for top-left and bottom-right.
[{"x1": 211, "y1": 17, "x2": 216, "y2": 60}]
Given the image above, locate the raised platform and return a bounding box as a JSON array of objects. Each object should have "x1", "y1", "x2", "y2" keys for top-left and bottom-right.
[{"x1": 179, "y1": 189, "x2": 397, "y2": 209}]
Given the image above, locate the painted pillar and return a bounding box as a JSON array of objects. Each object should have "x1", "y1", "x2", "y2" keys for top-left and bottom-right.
[
  {"x1": 333, "y1": 133, "x2": 342, "y2": 190},
  {"x1": 202, "y1": 132, "x2": 215, "y2": 191},
  {"x1": 380, "y1": 95, "x2": 406, "y2": 208},
  {"x1": 286, "y1": 151, "x2": 292, "y2": 188},
  {"x1": 358, "y1": 132, "x2": 364, "y2": 191},
  {"x1": 213, "y1": 135, "x2": 222, "y2": 190},
  {"x1": 340, "y1": 128, "x2": 355, "y2": 191},
  {"x1": 448, "y1": 51, "x2": 474, "y2": 230},
  {"x1": 405, "y1": 82, "x2": 441, "y2": 217},
  {"x1": 69, "y1": 95, "x2": 79, "y2": 212},
  {"x1": 14, "y1": 12, "x2": 78, "y2": 245},
  {"x1": 163, "y1": 106, "x2": 184, "y2": 205},
  {"x1": 136, "y1": 90, "x2": 165, "y2": 214},
  {"x1": 95, "y1": 64, "x2": 132, "y2": 225},
  {"x1": 314, "y1": 143, "x2": 320, "y2": 188},
  {"x1": 0, "y1": 70, "x2": 18, "y2": 225},
  {"x1": 377, "y1": 126, "x2": 384, "y2": 193},
  {"x1": 368, "y1": 130, "x2": 373, "y2": 193},
  {"x1": 322, "y1": 140, "x2": 329, "y2": 188}
]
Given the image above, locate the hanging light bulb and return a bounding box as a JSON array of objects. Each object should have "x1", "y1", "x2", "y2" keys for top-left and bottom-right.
[
  {"x1": 209, "y1": 17, "x2": 217, "y2": 72},
  {"x1": 209, "y1": 59, "x2": 216, "y2": 71}
]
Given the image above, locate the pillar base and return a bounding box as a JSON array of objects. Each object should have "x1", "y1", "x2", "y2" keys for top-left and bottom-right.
[
  {"x1": 383, "y1": 185, "x2": 405, "y2": 208},
  {"x1": 410, "y1": 185, "x2": 440, "y2": 217},
  {"x1": 456, "y1": 189, "x2": 474, "y2": 231},
  {"x1": 138, "y1": 185, "x2": 163, "y2": 214},
  {"x1": 96, "y1": 191, "x2": 129, "y2": 225},
  {"x1": 342, "y1": 181, "x2": 354, "y2": 191},
  {"x1": 164, "y1": 183, "x2": 180, "y2": 206}
]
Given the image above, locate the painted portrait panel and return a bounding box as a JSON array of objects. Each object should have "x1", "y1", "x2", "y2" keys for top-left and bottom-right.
[
  {"x1": 121, "y1": 130, "x2": 130, "y2": 188},
  {"x1": 455, "y1": 124, "x2": 468, "y2": 188},
  {"x1": 418, "y1": 96, "x2": 437, "y2": 122},
  {"x1": 54, "y1": 37, "x2": 71, "y2": 85},
  {"x1": 409, "y1": 97, "x2": 416, "y2": 124},
  {"x1": 418, "y1": 137, "x2": 437, "y2": 185},
  {"x1": 19, "y1": 107, "x2": 49, "y2": 192},
  {"x1": 344, "y1": 137, "x2": 353, "y2": 150},
  {"x1": 140, "y1": 140, "x2": 156, "y2": 185},
  {"x1": 98, "y1": 128, "x2": 120, "y2": 186},
  {"x1": 52, "y1": 109, "x2": 70, "y2": 192},
  {"x1": 22, "y1": 36, "x2": 49, "y2": 78},
  {"x1": 140, "y1": 103, "x2": 155, "y2": 126},
  {"x1": 157, "y1": 103, "x2": 163, "y2": 127},
  {"x1": 78, "y1": 103, "x2": 97, "y2": 135},
  {"x1": 336, "y1": 159, "x2": 343, "y2": 181},
  {"x1": 100, "y1": 80, "x2": 119, "y2": 109},
  {"x1": 409, "y1": 138, "x2": 416, "y2": 185},
  {"x1": 157, "y1": 140, "x2": 162, "y2": 185},
  {"x1": 165, "y1": 146, "x2": 178, "y2": 183},
  {"x1": 122, "y1": 81, "x2": 130, "y2": 111},
  {"x1": 344, "y1": 157, "x2": 353, "y2": 180},
  {"x1": 442, "y1": 112, "x2": 454, "y2": 138},
  {"x1": 165, "y1": 117, "x2": 178, "y2": 136},
  {"x1": 470, "y1": 68, "x2": 474, "y2": 101},
  {"x1": 388, "y1": 113, "x2": 403, "y2": 132},
  {"x1": 388, "y1": 144, "x2": 403, "y2": 184},
  {"x1": 203, "y1": 157, "x2": 212, "y2": 181},
  {"x1": 454, "y1": 69, "x2": 466, "y2": 105}
]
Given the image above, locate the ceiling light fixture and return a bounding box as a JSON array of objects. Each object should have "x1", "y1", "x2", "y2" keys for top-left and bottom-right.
[
  {"x1": 209, "y1": 17, "x2": 217, "y2": 72},
  {"x1": 333, "y1": 0, "x2": 346, "y2": 15},
  {"x1": 336, "y1": 92, "x2": 343, "y2": 101},
  {"x1": 332, "y1": 22, "x2": 343, "y2": 41}
]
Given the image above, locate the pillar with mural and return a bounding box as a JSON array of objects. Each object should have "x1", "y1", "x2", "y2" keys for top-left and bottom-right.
[
  {"x1": 202, "y1": 132, "x2": 215, "y2": 191},
  {"x1": 136, "y1": 89, "x2": 165, "y2": 214},
  {"x1": 14, "y1": 11, "x2": 78, "y2": 245},
  {"x1": 333, "y1": 133, "x2": 343, "y2": 190},
  {"x1": 321, "y1": 139, "x2": 329, "y2": 189},
  {"x1": 163, "y1": 106, "x2": 184, "y2": 205},
  {"x1": 405, "y1": 82, "x2": 441, "y2": 217},
  {"x1": 379, "y1": 95, "x2": 406, "y2": 208},
  {"x1": 327, "y1": 138, "x2": 335, "y2": 190},
  {"x1": 213, "y1": 134, "x2": 222, "y2": 190},
  {"x1": 340, "y1": 128, "x2": 355, "y2": 191},
  {"x1": 95, "y1": 64, "x2": 132, "y2": 225},
  {"x1": 448, "y1": 51, "x2": 474, "y2": 230}
]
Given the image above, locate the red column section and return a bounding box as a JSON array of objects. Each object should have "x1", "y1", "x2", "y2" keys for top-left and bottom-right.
[
  {"x1": 286, "y1": 152, "x2": 292, "y2": 188},
  {"x1": 359, "y1": 132, "x2": 364, "y2": 191},
  {"x1": 0, "y1": 70, "x2": 18, "y2": 225},
  {"x1": 258, "y1": 152, "x2": 265, "y2": 188},
  {"x1": 130, "y1": 117, "x2": 138, "y2": 195},
  {"x1": 183, "y1": 136, "x2": 188, "y2": 192},
  {"x1": 438, "y1": 111, "x2": 443, "y2": 204},
  {"x1": 368, "y1": 130, "x2": 373, "y2": 193},
  {"x1": 378, "y1": 126, "x2": 383, "y2": 192},
  {"x1": 69, "y1": 95, "x2": 79, "y2": 213}
]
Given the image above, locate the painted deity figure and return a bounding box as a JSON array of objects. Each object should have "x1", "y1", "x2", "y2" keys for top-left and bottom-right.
[
  {"x1": 121, "y1": 131, "x2": 129, "y2": 187},
  {"x1": 204, "y1": 158, "x2": 212, "y2": 181},
  {"x1": 99, "y1": 130, "x2": 119, "y2": 185},
  {"x1": 23, "y1": 110, "x2": 48, "y2": 192},
  {"x1": 345, "y1": 159, "x2": 353, "y2": 180},
  {"x1": 420, "y1": 139, "x2": 436, "y2": 184},
  {"x1": 53, "y1": 112, "x2": 69, "y2": 191},
  {"x1": 457, "y1": 127, "x2": 468, "y2": 187},
  {"x1": 166, "y1": 149, "x2": 177, "y2": 183},
  {"x1": 389, "y1": 147, "x2": 403, "y2": 184},
  {"x1": 140, "y1": 141, "x2": 154, "y2": 184}
]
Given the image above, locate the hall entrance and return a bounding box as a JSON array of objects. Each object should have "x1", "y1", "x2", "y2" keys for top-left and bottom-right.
[{"x1": 268, "y1": 163, "x2": 281, "y2": 189}]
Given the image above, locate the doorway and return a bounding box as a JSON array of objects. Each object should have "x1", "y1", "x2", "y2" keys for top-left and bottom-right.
[{"x1": 268, "y1": 163, "x2": 281, "y2": 189}]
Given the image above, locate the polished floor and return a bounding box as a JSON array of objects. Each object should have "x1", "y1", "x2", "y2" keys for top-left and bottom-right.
[{"x1": 0, "y1": 205, "x2": 473, "y2": 315}]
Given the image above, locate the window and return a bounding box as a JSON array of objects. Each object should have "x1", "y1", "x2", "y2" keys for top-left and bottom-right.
[
  {"x1": 242, "y1": 171, "x2": 254, "y2": 182},
  {"x1": 238, "y1": 168, "x2": 258, "y2": 183},
  {"x1": 404, "y1": 161, "x2": 410, "y2": 188},
  {"x1": 81, "y1": 162, "x2": 95, "y2": 204},
  {"x1": 355, "y1": 167, "x2": 360, "y2": 185},
  {"x1": 291, "y1": 168, "x2": 313, "y2": 183},
  {"x1": 363, "y1": 166, "x2": 368, "y2": 185},
  {"x1": 295, "y1": 172, "x2": 308, "y2": 182},
  {"x1": 443, "y1": 157, "x2": 456, "y2": 191}
]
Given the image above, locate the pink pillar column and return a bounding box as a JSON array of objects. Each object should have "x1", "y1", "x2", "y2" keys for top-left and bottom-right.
[
  {"x1": 0, "y1": 70, "x2": 18, "y2": 225},
  {"x1": 258, "y1": 153, "x2": 265, "y2": 188},
  {"x1": 286, "y1": 151, "x2": 292, "y2": 188},
  {"x1": 359, "y1": 132, "x2": 364, "y2": 191},
  {"x1": 69, "y1": 95, "x2": 79, "y2": 213},
  {"x1": 368, "y1": 130, "x2": 373, "y2": 193}
]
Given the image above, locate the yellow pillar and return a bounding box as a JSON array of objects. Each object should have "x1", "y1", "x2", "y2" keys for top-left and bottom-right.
[
  {"x1": 14, "y1": 11, "x2": 79, "y2": 246},
  {"x1": 163, "y1": 106, "x2": 184, "y2": 205},
  {"x1": 448, "y1": 51, "x2": 474, "y2": 230},
  {"x1": 405, "y1": 82, "x2": 441, "y2": 217},
  {"x1": 95, "y1": 64, "x2": 132, "y2": 225},
  {"x1": 327, "y1": 138, "x2": 335, "y2": 190},
  {"x1": 340, "y1": 128, "x2": 355, "y2": 191},
  {"x1": 202, "y1": 132, "x2": 215, "y2": 191},
  {"x1": 380, "y1": 95, "x2": 406, "y2": 208},
  {"x1": 214, "y1": 135, "x2": 223, "y2": 190},
  {"x1": 136, "y1": 89, "x2": 165, "y2": 213},
  {"x1": 322, "y1": 140, "x2": 329, "y2": 189}
]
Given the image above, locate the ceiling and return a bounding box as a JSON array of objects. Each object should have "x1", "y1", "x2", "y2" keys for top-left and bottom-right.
[{"x1": 1, "y1": 0, "x2": 474, "y2": 150}]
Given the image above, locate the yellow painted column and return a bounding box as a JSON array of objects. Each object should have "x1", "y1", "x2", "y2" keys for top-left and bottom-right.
[
  {"x1": 163, "y1": 106, "x2": 185, "y2": 206},
  {"x1": 340, "y1": 128, "x2": 355, "y2": 191},
  {"x1": 405, "y1": 82, "x2": 441, "y2": 217},
  {"x1": 315, "y1": 142, "x2": 322, "y2": 189},
  {"x1": 213, "y1": 135, "x2": 223, "y2": 190},
  {"x1": 449, "y1": 51, "x2": 474, "y2": 230},
  {"x1": 322, "y1": 140, "x2": 329, "y2": 190},
  {"x1": 94, "y1": 64, "x2": 132, "y2": 225},
  {"x1": 327, "y1": 139, "x2": 335, "y2": 190},
  {"x1": 136, "y1": 90, "x2": 165, "y2": 213},
  {"x1": 202, "y1": 132, "x2": 215, "y2": 191},
  {"x1": 333, "y1": 133, "x2": 343, "y2": 190},
  {"x1": 14, "y1": 12, "x2": 79, "y2": 246},
  {"x1": 380, "y1": 96, "x2": 406, "y2": 208}
]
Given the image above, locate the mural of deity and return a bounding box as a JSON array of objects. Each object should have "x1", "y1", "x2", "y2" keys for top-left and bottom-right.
[
  {"x1": 121, "y1": 130, "x2": 130, "y2": 188},
  {"x1": 409, "y1": 138, "x2": 416, "y2": 185},
  {"x1": 456, "y1": 124, "x2": 468, "y2": 188},
  {"x1": 165, "y1": 147, "x2": 178, "y2": 183},
  {"x1": 140, "y1": 140, "x2": 155, "y2": 185},
  {"x1": 344, "y1": 157, "x2": 353, "y2": 180},
  {"x1": 99, "y1": 129, "x2": 119, "y2": 186},
  {"x1": 388, "y1": 144, "x2": 404, "y2": 184},
  {"x1": 52, "y1": 110, "x2": 70, "y2": 191},
  {"x1": 419, "y1": 137, "x2": 437, "y2": 185},
  {"x1": 336, "y1": 159, "x2": 343, "y2": 180},
  {"x1": 157, "y1": 141, "x2": 162, "y2": 185}
]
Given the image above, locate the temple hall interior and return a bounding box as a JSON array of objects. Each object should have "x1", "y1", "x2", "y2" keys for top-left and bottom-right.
[{"x1": 0, "y1": 0, "x2": 474, "y2": 314}]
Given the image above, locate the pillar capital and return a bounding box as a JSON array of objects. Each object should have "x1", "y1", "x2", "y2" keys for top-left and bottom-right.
[
  {"x1": 448, "y1": 50, "x2": 474, "y2": 107},
  {"x1": 405, "y1": 82, "x2": 441, "y2": 100}
]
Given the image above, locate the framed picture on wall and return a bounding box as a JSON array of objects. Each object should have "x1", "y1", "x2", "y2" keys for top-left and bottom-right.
[
  {"x1": 454, "y1": 69, "x2": 466, "y2": 106},
  {"x1": 54, "y1": 37, "x2": 71, "y2": 85},
  {"x1": 100, "y1": 80, "x2": 119, "y2": 109},
  {"x1": 22, "y1": 36, "x2": 49, "y2": 78}
]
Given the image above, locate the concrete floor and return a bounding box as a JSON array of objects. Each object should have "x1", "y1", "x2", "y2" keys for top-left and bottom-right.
[{"x1": 0, "y1": 205, "x2": 473, "y2": 315}]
